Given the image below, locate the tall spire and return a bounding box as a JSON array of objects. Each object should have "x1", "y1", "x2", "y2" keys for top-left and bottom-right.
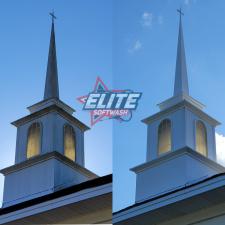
[
  {"x1": 173, "y1": 8, "x2": 189, "y2": 96},
  {"x1": 44, "y1": 12, "x2": 59, "y2": 100}
]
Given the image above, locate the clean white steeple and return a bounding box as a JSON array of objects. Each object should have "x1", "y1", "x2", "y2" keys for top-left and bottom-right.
[
  {"x1": 131, "y1": 9, "x2": 224, "y2": 204},
  {"x1": 174, "y1": 8, "x2": 189, "y2": 96}
]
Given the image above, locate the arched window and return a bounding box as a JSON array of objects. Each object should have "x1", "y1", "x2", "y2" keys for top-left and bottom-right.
[
  {"x1": 196, "y1": 121, "x2": 208, "y2": 156},
  {"x1": 158, "y1": 119, "x2": 172, "y2": 155},
  {"x1": 27, "y1": 122, "x2": 41, "y2": 159},
  {"x1": 64, "y1": 124, "x2": 76, "y2": 161}
]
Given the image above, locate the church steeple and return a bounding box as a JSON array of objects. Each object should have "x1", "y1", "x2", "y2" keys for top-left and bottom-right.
[
  {"x1": 44, "y1": 12, "x2": 59, "y2": 100},
  {"x1": 0, "y1": 14, "x2": 95, "y2": 208},
  {"x1": 131, "y1": 10, "x2": 223, "y2": 204},
  {"x1": 174, "y1": 8, "x2": 189, "y2": 96}
]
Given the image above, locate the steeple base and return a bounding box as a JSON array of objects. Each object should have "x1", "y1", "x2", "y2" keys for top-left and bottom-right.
[
  {"x1": 0, "y1": 152, "x2": 97, "y2": 208},
  {"x1": 131, "y1": 147, "x2": 225, "y2": 203}
]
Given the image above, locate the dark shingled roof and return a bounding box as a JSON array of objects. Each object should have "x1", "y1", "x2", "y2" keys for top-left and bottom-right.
[
  {"x1": 0, "y1": 174, "x2": 112, "y2": 216},
  {"x1": 113, "y1": 172, "x2": 225, "y2": 215}
]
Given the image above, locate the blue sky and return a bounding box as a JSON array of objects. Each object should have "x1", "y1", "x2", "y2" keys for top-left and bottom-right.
[
  {"x1": 113, "y1": 0, "x2": 225, "y2": 212},
  {"x1": 0, "y1": 0, "x2": 112, "y2": 206}
]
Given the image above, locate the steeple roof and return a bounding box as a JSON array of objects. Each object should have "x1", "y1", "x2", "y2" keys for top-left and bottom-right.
[
  {"x1": 158, "y1": 9, "x2": 205, "y2": 111},
  {"x1": 44, "y1": 18, "x2": 59, "y2": 100},
  {"x1": 173, "y1": 11, "x2": 189, "y2": 96},
  {"x1": 27, "y1": 13, "x2": 76, "y2": 115}
]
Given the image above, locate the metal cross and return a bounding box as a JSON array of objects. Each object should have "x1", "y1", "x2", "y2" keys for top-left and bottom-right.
[
  {"x1": 49, "y1": 10, "x2": 57, "y2": 23},
  {"x1": 177, "y1": 7, "x2": 184, "y2": 18}
]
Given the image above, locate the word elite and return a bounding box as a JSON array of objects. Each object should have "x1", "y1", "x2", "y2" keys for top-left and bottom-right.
[{"x1": 84, "y1": 92, "x2": 141, "y2": 110}]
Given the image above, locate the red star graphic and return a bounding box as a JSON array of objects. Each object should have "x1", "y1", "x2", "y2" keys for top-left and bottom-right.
[{"x1": 77, "y1": 77, "x2": 127, "y2": 126}]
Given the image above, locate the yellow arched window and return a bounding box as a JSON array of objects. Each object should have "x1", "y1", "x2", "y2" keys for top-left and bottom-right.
[
  {"x1": 64, "y1": 124, "x2": 76, "y2": 161},
  {"x1": 196, "y1": 121, "x2": 208, "y2": 156},
  {"x1": 158, "y1": 119, "x2": 172, "y2": 155},
  {"x1": 27, "y1": 122, "x2": 41, "y2": 159}
]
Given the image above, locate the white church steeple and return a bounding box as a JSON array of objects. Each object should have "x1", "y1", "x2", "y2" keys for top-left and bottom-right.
[{"x1": 131, "y1": 10, "x2": 225, "y2": 204}]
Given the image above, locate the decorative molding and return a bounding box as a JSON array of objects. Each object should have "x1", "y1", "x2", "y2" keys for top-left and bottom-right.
[
  {"x1": 142, "y1": 100, "x2": 220, "y2": 126},
  {"x1": 12, "y1": 104, "x2": 89, "y2": 131},
  {"x1": 27, "y1": 97, "x2": 75, "y2": 115},
  {"x1": 131, "y1": 147, "x2": 225, "y2": 174},
  {"x1": 0, "y1": 151, "x2": 97, "y2": 178},
  {"x1": 158, "y1": 94, "x2": 205, "y2": 111}
]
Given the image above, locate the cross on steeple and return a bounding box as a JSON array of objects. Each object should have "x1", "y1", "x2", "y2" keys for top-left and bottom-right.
[
  {"x1": 49, "y1": 10, "x2": 57, "y2": 23},
  {"x1": 177, "y1": 7, "x2": 184, "y2": 18}
]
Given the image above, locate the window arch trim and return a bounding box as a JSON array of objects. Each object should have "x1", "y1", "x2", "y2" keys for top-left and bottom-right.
[
  {"x1": 157, "y1": 118, "x2": 172, "y2": 156},
  {"x1": 195, "y1": 120, "x2": 208, "y2": 157},
  {"x1": 63, "y1": 124, "x2": 76, "y2": 162},
  {"x1": 26, "y1": 121, "x2": 42, "y2": 159}
]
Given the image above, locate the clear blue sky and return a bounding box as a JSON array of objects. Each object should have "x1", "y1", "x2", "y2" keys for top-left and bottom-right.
[
  {"x1": 113, "y1": 0, "x2": 225, "y2": 212},
  {"x1": 0, "y1": 0, "x2": 112, "y2": 206}
]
